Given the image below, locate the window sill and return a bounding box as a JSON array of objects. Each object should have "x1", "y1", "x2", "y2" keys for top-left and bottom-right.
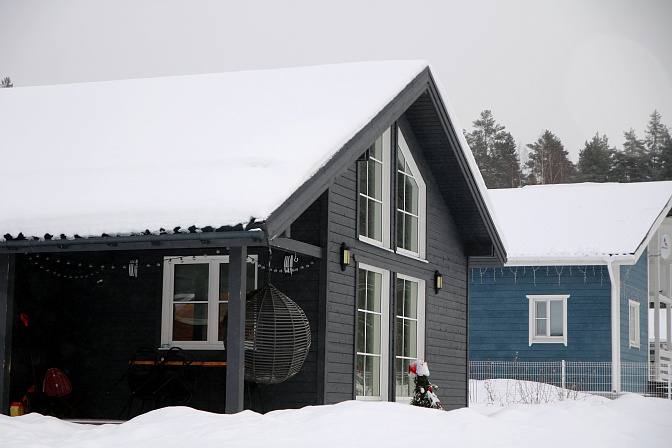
[
  {"x1": 358, "y1": 235, "x2": 390, "y2": 250},
  {"x1": 396, "y1": 249, "x2": 428, "y2": 263},
  {"x1": 357, "y1": 237, "x2": 428, "y2": 264},
  {"x1": 356, "y1": 396, "x2": 385, "y2": 401},
  {"x1": 529, "y1": 338, "x2": 567, "y2": 346}
]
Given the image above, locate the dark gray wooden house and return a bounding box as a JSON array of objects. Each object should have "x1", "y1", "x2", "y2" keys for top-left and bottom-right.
[{"x1": 0, "y1": 61, "x2": 505, "y2": 419}]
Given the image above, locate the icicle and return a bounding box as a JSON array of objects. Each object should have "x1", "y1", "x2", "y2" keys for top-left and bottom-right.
[
  {"x1": 555, "y1": 266, "x2": 563, "y2": 285},
  {"x1": 510, "y1": 267, "x2": 518, "y2": 284}
]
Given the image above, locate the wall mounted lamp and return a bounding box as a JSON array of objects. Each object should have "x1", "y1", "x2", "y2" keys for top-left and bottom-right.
[
  {"x1": 434, "y1": 270, "x2": 443, "y2": 294},
  {"x1": 340, "y1": 243, "x2": 351, "y2": 271}
]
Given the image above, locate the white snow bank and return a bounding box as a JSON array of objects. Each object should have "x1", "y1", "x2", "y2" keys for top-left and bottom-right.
[
  {"x1": 469, "y1": 378, "x2": 610, "y2": 410},
  {"x1": 1, "y1": 396, "x2": 671, "y2": 448},
  {"x1": 0, "y1": 61, "x2": 429, "y2": 239},
  {"x1": 489, "y1": 181, "x2": 672, "y2": 264}
]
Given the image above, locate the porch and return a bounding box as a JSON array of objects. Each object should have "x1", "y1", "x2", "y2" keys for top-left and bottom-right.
[{"x1": 0, "y1": 230, "x2": 324, "y2": 419}]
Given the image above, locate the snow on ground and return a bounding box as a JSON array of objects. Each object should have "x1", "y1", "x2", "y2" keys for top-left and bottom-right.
[
  {"x1": 1, "y1": 392, "x2": 671, "y2": 447},
  {"x1": 469, "y1": 378, "x2": 610, "y2": 410}
]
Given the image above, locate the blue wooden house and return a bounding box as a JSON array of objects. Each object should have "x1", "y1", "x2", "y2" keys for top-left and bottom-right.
[
  {"x1": 0, "y1": 61, "x2": 505, "y2": 419},
  {"x1": 469, "y1": 181, "x2": 672, "y2": 393}
]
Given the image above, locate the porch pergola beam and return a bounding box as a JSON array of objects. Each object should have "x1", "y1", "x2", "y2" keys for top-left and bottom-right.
[
  {"x1": 225, "y1": 246, "x2": 247, "y2": 414},
  {"x1": 0, "y1": 230, "x2": 265, "y2": 254},
  {"x1": 269, "y1": 237, "x2": 323, "y2": 259}
]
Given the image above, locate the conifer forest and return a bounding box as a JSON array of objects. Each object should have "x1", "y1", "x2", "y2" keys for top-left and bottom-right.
[{"x1": 464, "y1": 109, "x2": 672, "y2": 188}]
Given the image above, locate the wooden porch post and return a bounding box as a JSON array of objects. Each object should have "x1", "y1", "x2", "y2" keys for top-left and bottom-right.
[
  {"x1": 226, "y1": 246, "x2": 247, "y2": 413},
  {"x1": 0, "y1": 254, "x2": 15, "y2": 415}
]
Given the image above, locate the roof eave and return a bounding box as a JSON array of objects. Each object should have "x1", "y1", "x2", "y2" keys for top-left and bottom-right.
[{"x1": 504, "y1": 254, "x2": 637, "y2": 267}]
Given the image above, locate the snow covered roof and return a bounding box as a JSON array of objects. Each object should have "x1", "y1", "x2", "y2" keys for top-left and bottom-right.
[
  {"x1": 488, "y1": 181, "x2": 672, "y2": 265},
  {"x1": 0, "y1": 61, "x2": 450, "y2": 241}
]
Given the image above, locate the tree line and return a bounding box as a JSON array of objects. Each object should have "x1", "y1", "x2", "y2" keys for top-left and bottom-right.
[{"x1": 464, "y1": 109, "x2": 672, "y2": 188}]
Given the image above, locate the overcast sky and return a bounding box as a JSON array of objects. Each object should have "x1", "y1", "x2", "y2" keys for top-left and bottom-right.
[{"x1": 2, "y1": 0, "x2": 671, "y2": 162}]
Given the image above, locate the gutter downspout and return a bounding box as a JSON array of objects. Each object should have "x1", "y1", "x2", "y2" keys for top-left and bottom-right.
[{"x1": 607, "y1": 261, "x2": 621, "y2": 395}]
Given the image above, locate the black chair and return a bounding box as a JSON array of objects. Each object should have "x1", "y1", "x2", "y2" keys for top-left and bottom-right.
[
  {"x1": 120, "y1": 347, "x2": 161, "y2": 417},
  {"x1": 153, "y1": 347, "x2": 196, "y2": 407}
]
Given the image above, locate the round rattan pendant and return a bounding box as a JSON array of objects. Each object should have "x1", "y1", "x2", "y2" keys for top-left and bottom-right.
[{"x1": 244, "y1": 283, "x2": 311, "y2": 385}]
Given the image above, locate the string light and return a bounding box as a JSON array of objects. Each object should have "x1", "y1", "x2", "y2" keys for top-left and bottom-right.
[
  {"x1": 28, "y1": 251, "x2": 318, "y2": 280},
  {"x1": 469, "y1": 264, "x2": 617, "y2": 287},
  {"x1": 27, "y1": 255, "x2": 147, "y2": 279}
]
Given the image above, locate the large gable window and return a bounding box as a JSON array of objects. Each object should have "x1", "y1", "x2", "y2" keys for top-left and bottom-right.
[
  {"x1": 395, "y1": 274, "x2": 426, "y2": 401},
  {"x1": 358, "y1": 130, "x2": 391, "y2": 247},
  {"x1": 527, "y1": 295, "x2": 568, "y2": 346},
  {"x1": 356, "y1": 264, "x2": 390, "y2": 400},
  {"x1": 161, "y1": 255, "x2": 258, "y2": 350},
  {"x1": 396, "y1": 129, "x2": 426, "y2": 258}
]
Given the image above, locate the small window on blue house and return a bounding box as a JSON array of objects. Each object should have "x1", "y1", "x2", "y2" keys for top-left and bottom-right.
[
  {"x1": 629, "y1": 300, "x2": 640, "y2": 348},
  {"x1": 527, "y1": 295, "x2": 568, "y2": 346}
]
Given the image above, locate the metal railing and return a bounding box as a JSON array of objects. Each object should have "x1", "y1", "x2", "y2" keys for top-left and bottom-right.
[{"x1": 469, "y1": 360, "x2": 672, "y2": 405}]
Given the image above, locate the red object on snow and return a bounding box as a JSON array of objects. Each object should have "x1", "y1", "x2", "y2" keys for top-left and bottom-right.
[{"x1": 43, "y1": 368, "x2": 72, "y2": 397}]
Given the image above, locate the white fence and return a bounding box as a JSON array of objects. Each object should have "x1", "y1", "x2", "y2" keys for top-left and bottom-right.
[{"x1": 469, "y1": 361, "x2": 672, "y2": 404}]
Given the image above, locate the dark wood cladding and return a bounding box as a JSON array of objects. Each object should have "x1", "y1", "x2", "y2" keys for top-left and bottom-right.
[
  {"x1": 404, "y1": 92, "x2": 493, "y2": 255},
  {"x1": 323, "y1": 113, "x2": 470, "y2": 410}
]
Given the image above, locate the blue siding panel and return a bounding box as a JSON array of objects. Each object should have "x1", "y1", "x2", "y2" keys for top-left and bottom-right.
[
  {"x1": 469, "y1": 264, "x2": 612, "y2": 362},
  {"x1": 620, "y1": 252, "x2": 649, "y2": 363}
]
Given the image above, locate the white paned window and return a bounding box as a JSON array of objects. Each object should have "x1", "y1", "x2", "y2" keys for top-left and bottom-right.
[
  {"x1": 356, "y1": 264, "x2": 390, "y2": 400},
  {"x1": 629, "y1": 300, "x2": 640, "y2": 348},
  {"x1": 161, "y1": 255, "x2": 257, "y2": 350},
  {"x1": 395, "y1": 274, "x2": 425, "y2": 402},
  {"x1": 527, "y1": 295, "x2": 569, "y2": 346},
  {"x1": 358, "y1": 130, "x2": 391, "y2": 247},
  {"x1": 396, "y1": 129, "x2": 426, "y2": 259}
]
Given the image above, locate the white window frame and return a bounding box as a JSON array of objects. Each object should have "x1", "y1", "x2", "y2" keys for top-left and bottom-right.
[
  {"x1": 358, "y1": 129, "x2": 391, "y2": 249},
  {"x1": 396, "y1": 128, "x2": 427, "y2": 260},
  {"x1": 356, "y1": 263, "x2": 390, "y2": 401},
  {"x1": 161, "y1": 255, "x2": 257, "y2": 350},
  {"x1": 527, "y1": 294, "x2": 568, "y2": 346},
  {"x1": 629, "y1": 299, "x2": 640, "y2": 349},
  {"x1": 394, "y1": 273, "x2": 426, "y2": 403}
]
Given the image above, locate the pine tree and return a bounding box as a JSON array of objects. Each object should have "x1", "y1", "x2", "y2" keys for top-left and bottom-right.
[
  {"x1": 1, "y1": 77, "x2": 12, "y2": 88},
  {"x1": 576, "y1": 133, "x2": 614, "y2": 182},
  {"x1": 645, "y1": 110, "x2": 671, "y2": 179},
  {"x1": 464, "y1": 110, "x2": 522, "y2": 188},
  {"x1": 661, "y1": 137, "x2": 672, "y2": 180},
  {"x1": 525, "y1": 130, "x2": 575, "y2": 184},
  {"x1": 612, "y1": 129, "x2": 652, "y2": 182}
]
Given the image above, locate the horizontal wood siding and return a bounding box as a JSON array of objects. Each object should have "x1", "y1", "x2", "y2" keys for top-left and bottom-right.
[
  {"x1": 324, "y1": 115, "x2": 470, "y2": 410},
  {"x1": 469, "y1": 265, "x2": 612, "y2": 362},
  {"x1": 620, "y1": 252, "x2": 648, "y2": 363},
  {"x1": 252, "y1": 198, "x2": 322, "y2": 411},
  {"x1": 11, "y1": 250, "x2": 163, "y2": 419}
]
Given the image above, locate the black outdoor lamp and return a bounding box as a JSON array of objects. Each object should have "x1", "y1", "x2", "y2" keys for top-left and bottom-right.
[
  {"x1": 340, "y1": 243, "x2": 351, "y2": 271},
  {"x1": 434, "y1": 270, "x2": 443, "y2": 294}
]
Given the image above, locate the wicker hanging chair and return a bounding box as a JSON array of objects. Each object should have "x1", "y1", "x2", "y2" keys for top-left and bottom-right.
[{"x1": 244, "y1": 283, "x2": 311, "y2": 385}]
